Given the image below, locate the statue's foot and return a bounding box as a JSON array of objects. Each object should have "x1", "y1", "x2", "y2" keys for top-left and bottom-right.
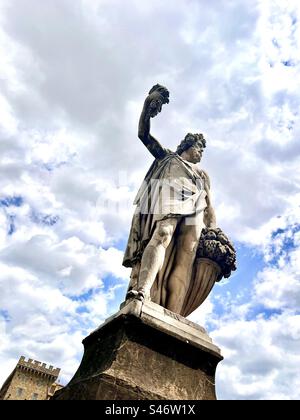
[
  {"x1": 126, "y1": 288, "x2": 149, "y2": 302},
  {"x1": 137, "y1": 288, "x2": 152, "y2": 302},
  {"x1": 137, "y1": 290, "x2": 145, "y2": 302},
  {"x1": 126, "y1": 289, "x2": 139, "y2": 300}
]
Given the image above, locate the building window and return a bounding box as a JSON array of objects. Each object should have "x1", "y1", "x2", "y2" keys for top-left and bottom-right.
[
  {"x1": 17, "y1": 387, "x2": 23, "y2": 397},
  {"x1": 32, "y1": 393, "x2": 38, "y2": 400}
]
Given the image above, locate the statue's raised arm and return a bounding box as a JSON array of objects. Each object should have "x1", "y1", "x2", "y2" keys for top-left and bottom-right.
[{"x1": 138, "y1": 84, "x2": 170, "y2": 159}]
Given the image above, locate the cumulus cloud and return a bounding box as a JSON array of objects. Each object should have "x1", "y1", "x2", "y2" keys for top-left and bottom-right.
[
  {"x1": 214, "y1": 313, "x2": 300, "y2": 400},
  {"x1": 208, "y1": 201, "x2": 300, "y2": 400},
  {"x1": 0, "y1": 0, "x2": 300, "y2": 399}
]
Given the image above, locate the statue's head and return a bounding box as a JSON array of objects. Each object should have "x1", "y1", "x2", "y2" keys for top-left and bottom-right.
[
  {"x1": 176, "y1": 133, "x2": 206, "y2": 163},
  {"x1": 148, "y1": 84, "x2": 170, "y2": 104}
]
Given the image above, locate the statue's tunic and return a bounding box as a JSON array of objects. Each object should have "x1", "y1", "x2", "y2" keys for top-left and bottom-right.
[{"x1": 123, "y1": 150, "x2": 209, "y2": 312}]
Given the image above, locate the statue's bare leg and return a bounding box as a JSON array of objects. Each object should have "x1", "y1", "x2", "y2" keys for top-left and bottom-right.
[
  {"x1": 137, "y1": 218, "x2": 178, "y2": 300},
  {"x1": 166, "y1": 221, "x2": 202, "y2": 313},
  {"x1": 126, "y1": 263, "x2": 141, "y2": 299}
]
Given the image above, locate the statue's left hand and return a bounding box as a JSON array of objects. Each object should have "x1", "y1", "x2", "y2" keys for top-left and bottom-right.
[{"x1": 204, "y1": 206, "x2": 217, "y2": 229}]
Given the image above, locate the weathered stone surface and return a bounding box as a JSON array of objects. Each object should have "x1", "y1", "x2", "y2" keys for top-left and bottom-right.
[
  {"x1": 0, "y1": 356, "x2": 61, "y2": 400},
  {"x1": 52, "y1": 299, "x2": 223, "y2": 400},
  {"x1": 182, "y1": 258, "x2": 221, "y2": 317}
]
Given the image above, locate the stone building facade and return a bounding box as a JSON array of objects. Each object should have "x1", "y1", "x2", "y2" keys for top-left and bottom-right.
[{"x1": 0, "y1": 356, "x2": 63, "y2": 400}]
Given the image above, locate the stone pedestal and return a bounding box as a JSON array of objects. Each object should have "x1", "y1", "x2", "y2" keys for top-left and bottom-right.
[{"x1": 52, "y1": 299, "x2": 223, "y2": 400}]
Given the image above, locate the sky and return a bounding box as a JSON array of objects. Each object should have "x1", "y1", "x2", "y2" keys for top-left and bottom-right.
[{"x1": 0, "y1": 0, "x2": 300, "y2": 400}]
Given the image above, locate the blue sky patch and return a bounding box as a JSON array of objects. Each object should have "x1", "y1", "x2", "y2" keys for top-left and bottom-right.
[
  {"x1": 248, "y1": 306, "x2": 282, "y2": 321},
  {"x1": 282, "y1": 60, "x2": 294, "y2": 67},
  {"x1": 8, "y1": 215, "x2": 16, "y2": 236},
  {"x1": 76, "y1": 306, "x2": 89, "y2": 314},
  {"x1": 114, "y1": 237, "x2": 128, "y2": 251},
  {"x1": 31, "y1": 211, "x2": 59, "y2": 226},
  {"x1": 208, "y1": 243, "x2": 265, "y2": 323},
  {"x1": 0, "y1": 196, "x2": 23, "y2": 208},
  {"x1": 213, "y1": 243, "x2": 264, "y2": 295},
  {"x1": 269, "y1": 223, "x2": 300, "y2": 265},
  {"x1": 69, "y1": 288, "x2": 95, "y2": 302},
  {"x1": 0, "y1": 310, "x2": 11, "y2": 322}
]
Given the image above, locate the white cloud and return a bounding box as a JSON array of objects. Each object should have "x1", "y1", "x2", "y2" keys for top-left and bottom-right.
[
  {"x1": 213, "y1": 313, "x2": 300, "y2": 400},
  {"x1": 0, "y1": 0, "x2": 300, "y2": 399},
  {"x1": 209, "y1": 201, "x2": 300, "y2": 399},
  {"x1": 187, "y1": 297, "x2": 214, "y2": 327},
  {"x1": 248, "y1": 206, "x2": 300, "y2": 310}
]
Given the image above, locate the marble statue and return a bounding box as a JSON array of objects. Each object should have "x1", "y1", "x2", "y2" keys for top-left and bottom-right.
[{"x1": 123, "y1": 85, "x2": 236, "y2": 316}]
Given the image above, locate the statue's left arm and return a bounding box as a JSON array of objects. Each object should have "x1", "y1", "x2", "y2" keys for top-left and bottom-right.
[{"x1": 202, "y1": 170, "x2": 217, "y2": 228}]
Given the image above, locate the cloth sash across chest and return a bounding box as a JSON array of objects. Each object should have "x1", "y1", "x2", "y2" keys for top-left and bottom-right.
[{"x1": 134, "y1": 153, "x2": 207, "y2": 217}]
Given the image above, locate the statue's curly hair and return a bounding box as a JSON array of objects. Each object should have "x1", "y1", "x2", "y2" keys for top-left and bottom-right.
[{"x1": 176, "y1": 133, "x2": 206, "y2": 155}]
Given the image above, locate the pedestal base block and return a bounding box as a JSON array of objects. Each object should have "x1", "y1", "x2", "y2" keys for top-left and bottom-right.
[{"x1": 52, "y1": 299, "x2": 223, "y2": 400}]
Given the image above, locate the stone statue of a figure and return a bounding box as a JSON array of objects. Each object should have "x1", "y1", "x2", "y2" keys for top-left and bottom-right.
[{"x1": 123, "y1": 85, "x2": 235, "y2": 316}]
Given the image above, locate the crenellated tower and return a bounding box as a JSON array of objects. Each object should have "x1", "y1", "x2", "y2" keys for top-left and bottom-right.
[{"x1": 0, "y1": 356, "x2": 62, "y2": 400}]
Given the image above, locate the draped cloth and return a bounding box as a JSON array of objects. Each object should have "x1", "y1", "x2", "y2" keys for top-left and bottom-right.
[{"x1": 123, "y1": 152, "x2": 208, "y2": 313}]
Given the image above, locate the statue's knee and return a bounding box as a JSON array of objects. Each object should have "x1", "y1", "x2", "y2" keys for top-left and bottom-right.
[
  {"x1": 158, "y1": 226, "x2": 170, "y2": 237},
  {"x1": 154, "y1": 225, "x2": 172, "y2": 247}
]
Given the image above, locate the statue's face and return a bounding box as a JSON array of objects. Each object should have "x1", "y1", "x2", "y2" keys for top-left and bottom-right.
[
  {"x1": 186, "y1": 143, "x2": 203, "y2": 164},
  {"x1": 149, "y1": 98, "x2": 163, "y2": 117}
]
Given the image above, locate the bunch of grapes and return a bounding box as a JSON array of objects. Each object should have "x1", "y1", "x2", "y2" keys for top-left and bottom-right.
[{"x1": 197, "y1": 228, "x2": 237, "y2": 280}]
